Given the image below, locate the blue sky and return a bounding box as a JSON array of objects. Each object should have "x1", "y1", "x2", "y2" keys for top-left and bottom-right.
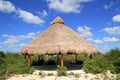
[{"x1": 0, "y1": 0, "x2": 120, "y2": 53}]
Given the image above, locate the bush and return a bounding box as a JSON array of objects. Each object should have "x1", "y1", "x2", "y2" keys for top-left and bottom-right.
[
  {"x1": 29, "y1": 68, "x2": 35, "y2": 74},
  {"x1": 83, "y1": 55, "x2": 107, "y2": 74},
  {"x1": 39, "y1": 71, "x2": 46, "y2": 77},
  {"x1": 4, "y1": 53, "x2": 32, "y2": 75},
  {"x1": 111, "y1": 58, "x2": 120, "y2": 74},
  {"x1": 47, "y1": 73, "x2": 54, "y2": 76},
  {"x1": 56, "y1": 65, "x2": 67, "y2": 76},
  {"x1": 0, "y1": 51, "x2": 5, "y2": 57},
  {"x1": 116, "y1": 74, "x2": 120, "y2": 80},
  {"x1": 83, "y1": 60, "x2": 102, "y2": 73},
  {"x1": 68, "y1": 72, "x2": 74, "y2": 75},
  {"x1": 73, "y1": 73, "x2": 80, "y2": 78},
  {"x1": 0, "y1": 51, "x2": 6, "y2": 77}
]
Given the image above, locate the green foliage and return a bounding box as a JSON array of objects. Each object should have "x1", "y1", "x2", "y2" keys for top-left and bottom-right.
[
  {"x1": 46, "y1": 57, "x2": 55, "y2": 65},
  {"x1": 116, "y1": 74, "x2": 120, "y2": 80},
  {"x1": 73, "y1": 73, "x2": 80, "y2": 78},
  {"x1": 47, "y1": 73, "x2": 54, "y2": 76},
  {"x1": 83, "y1": 54, "x2": 107, "y2": 74},
  {"x1": 0, "y1": 51, "x2": 5, "y2": 58},
  {"x1": 56, "y1": 65, "x2": 67, "y2": 76},
  {"x1": 105, "y1": 48, "x2": 120, "y2": 63},
  {"x1": 39, "y1": 71, "x2": 46, "y2": 77},
  {"x1": 0, "y1": 52, "x2": 35, "y2": 77},
  {"x1": 68, "y1": 72, "x2": 74, "y2": 75},
  {"x1": 0, "y1": 51, "x2": 6, "y2": 77},
  {"x1": 105, "y1": 48, "x2": 120, "y2": 73},
  {"x1": 111, "y1": 58, "x2": 120, "y2": 74},
  {"x1": 5, "y1": 53, "x2": 30, "y2": 75},
  {"x1": 29, "y1": 68, "x2": 35, "y2": 74}
]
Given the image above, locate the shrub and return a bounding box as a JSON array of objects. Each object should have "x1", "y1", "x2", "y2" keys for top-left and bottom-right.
[
  {"x1": 47, "y1": 73, "x2": 54, "y2": 76},
  {"x1": 0, "y1": 51, "x2": 5, "y2": 57},
  {"x1": 39, "y1": 71, "x2": 46, "y2": 77},
  {"x1": 116, "y1": 74, "x2": 120, "y2": 80},
  {"x1": 5, "y1": 53, "x2": 30, "y2": 75},
  {"x1": 83, "y1": 55, "x2": 107, "y2": 74},
  {"x1": 29, "y1": 68, "x2": 35, "y2": 74},
  {"x1": 56, "y1": 65, "x2": 67, "y2": 76},
  {"x1": 0, "y1": 51, "x2": 6, "y2": 78},
  {"x1": 68, "y1": 72, "x2": 74, "y2": 75},
  {"x1": 73, "y1": 73, "x2": 80, "y2": 78},
  {"x1": 111, "y1": 58, "x2": 120, "y2": 74}
]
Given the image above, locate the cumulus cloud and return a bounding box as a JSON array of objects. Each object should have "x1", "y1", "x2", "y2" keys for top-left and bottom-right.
[
  {"x1": 103, "y1": 37, "x2": 119, "y2": 42},
  {"x1": 18, "y1": 9, "x2": 44, "y2": 24},
  {"x1": 0, "y1": 0, "x2": 44, "y2": 25},
  {"x1": 112, "y1": 14, "x2": 120, "y2": 22},
  {"x1": 77, "y1": 26, "x2": 93, "y2": 38},
  {"x1": 47, "y1": 0, "x2": 92, "y2": 13},
  {"x1": 19, "y1": 43, "x2": 26, "y2": 47},
  {"x1": 1, "y1": 31, "x2": 40, "y2": 51},
  {"x1": 102, "y1": 26, "x2": 120, "y2": 35},
  {"x1": 94, "y1": 37, "x2": 119, "y2": 44},
  {"x1": 94, "y1": 39, "x2": 103, "y2": 44},
  {"x1": 0, "y1": 0, "x2": 16, "y2": 13}
]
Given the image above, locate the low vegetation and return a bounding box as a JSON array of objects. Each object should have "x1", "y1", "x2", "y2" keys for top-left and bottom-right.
[
  {"x1": 56, "y1": 65, "x2": 67, "y2": 76},
  {"x1": 0, "y1": 52, "x2": 34, "y2": 79},
  {"x1": 0, "y1": 48, "x2": 120, "y2": 79}
]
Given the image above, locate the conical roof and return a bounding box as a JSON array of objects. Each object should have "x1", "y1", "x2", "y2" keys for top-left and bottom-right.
[
  {"x1": 21, "y1": 16, "x2": 97, "y2": 55},
  {"x1": 51, "y1": 16, "x2": 64, "y2": 25}
]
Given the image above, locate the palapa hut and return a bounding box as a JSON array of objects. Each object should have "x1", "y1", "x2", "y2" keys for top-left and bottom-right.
[{"x1": 20, "y1": 16, "x2": 97, "y2": 68}]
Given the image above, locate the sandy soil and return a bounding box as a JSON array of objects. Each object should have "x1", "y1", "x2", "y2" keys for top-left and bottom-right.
[
  {"x1": 7, "y1": 64, "x2": 116, "y2": 80},
  {"x1": 7, "y1": 70, "x2": 116, "y2": 80}
]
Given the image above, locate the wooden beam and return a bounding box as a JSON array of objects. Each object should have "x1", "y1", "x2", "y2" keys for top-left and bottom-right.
[
  {"x1": 61, "y1": 54, "x2": 64, "y2": 67},
  {"x1": 28, "y1": 55, "x2": 31, "y2": 69}
]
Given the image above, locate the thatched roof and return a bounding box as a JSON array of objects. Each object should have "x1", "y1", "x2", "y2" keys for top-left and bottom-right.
[{"x1": 21, "y1": 16, "x2": 97, "y2": 55}]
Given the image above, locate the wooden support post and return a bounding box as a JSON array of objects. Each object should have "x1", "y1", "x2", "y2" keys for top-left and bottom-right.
[
  {"x1": 61, "y1": 54, "x2": 64, "y2": 67},
  {"x1": 75, "y1": 54, "x2": 77, "y2": 63},
  {"x1": 89, "y1": 54, "x2": 92, "y2": 59},
  {"x1": 24, "y1": 54, "x2": 26, "y2": 59},
  {"x1": 38, "y1": 55, "x2": 40, "y2": 61},
  {"x1": 28, "y1": 55, "x2": 31, "y2": 69},
  {"x1": 57, "y1": 54, "x2": 59, "y2": 64}
]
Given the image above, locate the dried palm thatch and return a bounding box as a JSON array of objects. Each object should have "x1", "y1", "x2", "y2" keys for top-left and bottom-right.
[{"x1": 20, "y1": 16, "x2": 97, "y2": 55}]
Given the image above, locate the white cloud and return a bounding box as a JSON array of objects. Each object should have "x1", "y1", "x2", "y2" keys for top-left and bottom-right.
[
  {"x1": 0, "y1": 0, "x2": 44, "y2": 25},
  {"x1": 1, "y1": 34, "x2": 25, "y2": 44},
  {"x1": 18, "y1": 9, "x2": 44, "y2": 24},
  {"x1": 47, "y1": 0, "x2": 92, "y2": 13},
  {"x1": 103, "y1": 37, "x2": 119, "y2": 42},
  {"x1": 26, "y1": 32, "x2": 37, "y2": 39},
  {"x1": 94, "y1": 39, "x2": 103, "y2": 44},
  {"x1": 42, "y1": 10, "x2": 48, "y2": 17},
  {"x1": 104, "y1": 1, "x2": 114, "y2": 10},
  {"x1": 1, "y1": 31, "x2": 40, "y2": 51},
  {"x1": 112, "y1": 14, "x2": 120, "y2": 22},
  {"x1": 19, "y1": 43, "x2": 26, "y2": 47},
  {"x1": 77, "y1": 26, "x2": 93, "y2": 38},
  {"x1": 0, "y1": 0, "x2": 16, "y2": 13},
  {"x1": 102, "y1": 26, "x2": 120, "y2": 35},
  {"x1": 94, "y1": 37, "x2": 119, "y2": 44}
]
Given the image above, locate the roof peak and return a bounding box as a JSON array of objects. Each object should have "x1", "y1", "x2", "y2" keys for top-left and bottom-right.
[{"x1": 51, "y1": 16, "x2": 64, "y2": 25}]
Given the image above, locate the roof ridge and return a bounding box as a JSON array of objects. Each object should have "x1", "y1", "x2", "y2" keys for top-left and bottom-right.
[{"x1": 51, "y1": 16, "x2": 64, "y2": 25}]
